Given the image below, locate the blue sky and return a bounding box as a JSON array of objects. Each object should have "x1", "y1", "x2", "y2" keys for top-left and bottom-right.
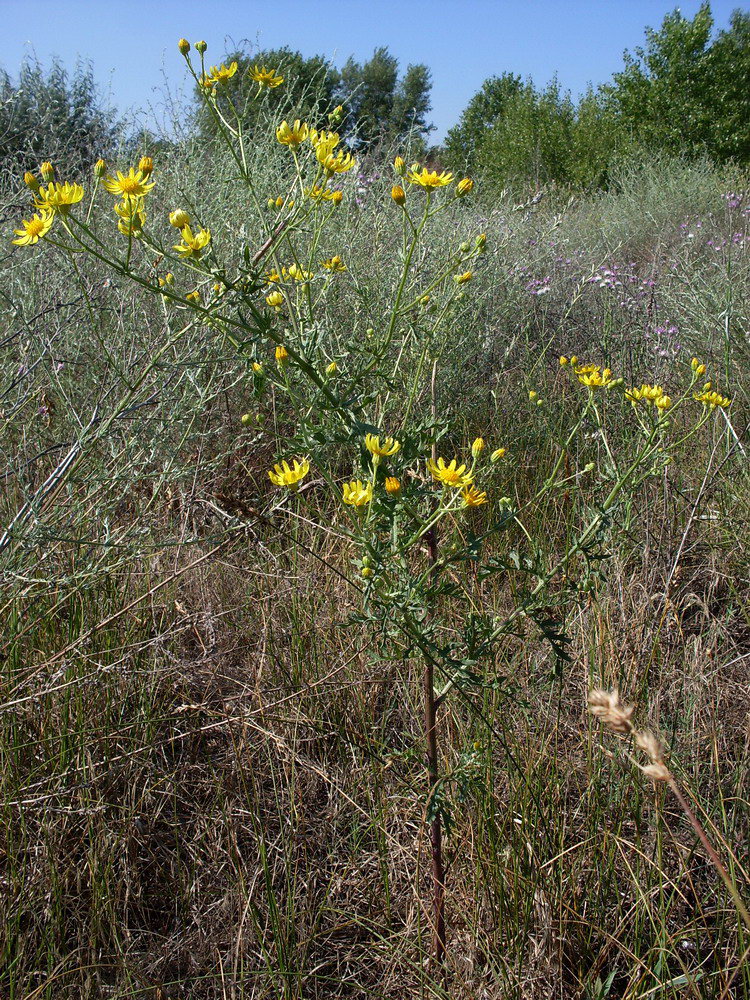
[{"x1": 3, "y1": 0, "x2": 747, "y2": 140}]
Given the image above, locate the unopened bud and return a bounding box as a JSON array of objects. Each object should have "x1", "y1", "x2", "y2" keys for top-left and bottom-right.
[
  {"x1": 393, "y1": 156, "x2": 406, "y2": 176},
  {"x1": 471, "y1": 437, "x2": 485, "y2": 459},
  {"x1": 40, "y1": 161, "x2": 55, "y2": 182},
  {"x1": 138, "y1": 155, "x2": 154, "y2": 176},
  {"x1": 326, "y1": 361, "x2": 338, "y2": 375},
  {"x1": 169, "y1": 209, "x2": 191, "y2": 228},
  {"x1": 23, "y1": 171, "x2": 40, "y2": 192},
  {"x1": 391, "y1": 185, "x2": 406, "y2": 206},
  {"x1": 195, "y1": 40, "x2": 207, "y2": 54},
  {"x1": 490, "y1": 448, "x2": 506, "y2": 463},
  {"x1": 94, "y1": 158, "x2": 107, "y2": 178},
  {"x1": 178, "y1": 38, "x2": 191, "y2": 55},
  {"x1": 456, "y1": 177, "x2": 474, "y2": 197}
]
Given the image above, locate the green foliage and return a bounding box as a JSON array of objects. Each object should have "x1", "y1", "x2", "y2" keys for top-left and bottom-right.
[
  {"x1": 0, "y1": 56, "x2": 121, "y2": 180},
  {"x1": 444, "y1": 72, "x2": 524, "y2": 173}
]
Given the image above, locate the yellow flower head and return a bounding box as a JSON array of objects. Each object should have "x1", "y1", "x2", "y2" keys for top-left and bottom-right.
[
  {"x1": 186, "y1": 289, "x2": 201, "y2": 304},
  {"x1": 23, "y1": 171, "x2": 40, "y2": 192},
  {"x1": 266, "y1": 290, "x2": 284, "y2": 308},
  {"x1": 331, "y1": 190, "x2": 343, "y2": 204},
  {"x1": 342, "y1": 480, "x2": 373, "y2": 507},
  {"x1": 427, "y1": 456, "x2": 473, "y2": 488},
  {"x1": 40, "y1": 161, "x2": 55, "y2": 182},
  {"x1": 385, "y1": 476, "x2": 401, "y2": 496},
  {"x1": 490, "y1": 447, "x2": 506, "y2": 463},
  {"x1": 559, "y1": 355, "x2": 569, "y2": 366},
  {"x1": 691, "y1": 357, "x2": 707, "y2": 377},
  {"x1": 283, "y1": 263, "x2": 313, "y2": 282},
  {"x1": 575, "y1": 363, "x2": 616, "y2": 390},
  {"x1": 625, "y1": 383, "x2": 667, "y2": 406},
  {"x1": 310, "y1": 129, "x2": 340, "y2": 153},
  {"x1": 102, "y1": 168, "x2": 155, "y2": 199},
  {"x1": 115, "y1": 198, "x2": 146, "y2": 236},
  {"x1": 391, "y1": 185, "x2": 406, "y2": 206},
  {"x1": 252, "y1": 361, "x2": 263, "y2": 374},
  {"x1": 365, "y1": 433, "x2": 400, "y2": 458},
  {"x1": 169, "y1": 209, "x2": 191, "y2": 228},
  {"x1": 454, "y1": 270, "x2": 473, "y2": 284},
  {"x1": 317, "y1": 147, "x2": 355, "y2": 175},
  {"x1": 393, "y1": 156, "x2": 406, "y2": 176},
  {"x1": 207, "y1": 62, "x2": 238, "y2": 85},
  {"x1": 275, "y1": 344, "x2": 289, "y2": 365},
  {"x1": 471, "y1": 437, "x2": 485, "y2": 459},
  {"x1": 12, "y1": 209, "x2": 54, "y2": 246},
  {"x1": 456, "y1": 177, "x2": 474, "y2": 197},
  {"x1": 326, "y1": 361, "x2": 338, "y2": 375},
  {"x1": 322, "y1": 255, "x2": 346, "y2": 272},
  {"x1": 173, "y1": 224, "x2": 211, "y2": 258},
  {"x1": 276, "y1": 119, "x2": 309, "y2": 148},
  {"x1": 268, "y1": 458, "x2": 309, "y2": 490},
  {"x1": 35, "y1": 181, "x2": 84, "y2": 215},
  {"x1": 406, "y1": 166, "x2": 453, "y2": 189},
  {"x1": 178, "y1": 38, "x2": 190, "y2": 55},
  {"x1": 694, "y1": 388, "x2": 731, "y2": 409},
  {"x1": 249, "y1": 64, "x2": 284, "y2": 89},
  {"x1": 138, "y1": 155, "x2": 154, "y2": 176},
  {"x1": 462, "y1": 484, "x2": 488, "y2": 507},
  {"x1": 306, "y1": 184, "x2": 341, "y2": 202}
]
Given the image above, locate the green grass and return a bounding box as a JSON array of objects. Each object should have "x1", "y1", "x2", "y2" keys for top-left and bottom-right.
[{"x1": 0, "y1": 144, "x2": 748, "y2": 998}]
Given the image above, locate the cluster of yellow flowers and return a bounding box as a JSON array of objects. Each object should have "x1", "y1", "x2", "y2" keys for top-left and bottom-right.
[
  {"x1": 626, "y1": 383, "x2": 672, "y2": 410},
  {"x1": 13, "y1": 162, "x2": 84, "y2": 245},
  {"x1": 390, "y1": 156, "x2": 473, "y2": 208}
]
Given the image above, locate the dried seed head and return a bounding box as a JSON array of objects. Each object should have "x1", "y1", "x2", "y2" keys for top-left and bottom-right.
[
  {"x1": 640, "y1": 761, "x2": 671, "y2": 782},
  {"x1": 588, "y1": 689, "x2": 634, "y2": 734}
]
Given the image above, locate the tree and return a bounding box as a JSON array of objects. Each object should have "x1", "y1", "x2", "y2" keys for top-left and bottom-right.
[
  {"x1": 444, "y1": 72, "x2": 523, "y2": 173},
  {"x1": 0, "y1": 57, "x2": 121, "y2": 180},
  {"x1": 335, "y1": 47, "x2": 433, "y2": 147}
]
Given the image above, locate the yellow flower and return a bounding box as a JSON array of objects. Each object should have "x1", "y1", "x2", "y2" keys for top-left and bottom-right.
[
  {"x1": 462, "y1": 484, "x2": 488, "y2": 507},
  {"x1": 559, "y1": 356, "x2": 569, "y2": 366},
  {"x1": 322, "y1": 255, "x2": 346, "y2": 272},
  {"x1": 275, "y1": 344, "x2": 289, "y2": 365},
  {"x1": 115, "y1": 197, "x2": 146, "y2": 235},
  {"x1": 456, "y1": 177, "x2": 474, "y2": 197},
  {"x1": 365, "y1": 434, "x2": 400, "y2": 458},
  {"x1": 173, "y1": 224, "x2": 211, "y2": 258},
  {"x1": 694, "y1": 388, "x2": 731, "y2": 409},
  {"x1": 406, "y1": 166, "x2": 453, "y2": 189},
  {"x1": 138, "y1": 155, "x2": 154, "y2": 176},
  {"x1": 575, "y1": 363, "x2": 616, "y2": 390},
  {"x1": 317, "y1": 147, "x2": 355, "y2": 175},
  {"x1": 35, "y1": 182, "x2": 84, "y2": 215},
  {"x1": 23, "y1": 171, "x2": 40, "y2": 191},
  {"x1": 266, "y1": 290, "x2": 284, "y2": 308},
  {"x1": 94, "y1": 158, "x2": 107, "y2": 178},
  {"x1": 268, "y1": 458, "x2": 309, "y2": 490},
  {"x1": 490, "y1": 447, "x2": 506, "y2": 463},
  {"x1": 169, "y1": 209, "x2": 191, "y2": 228},
  {"x1": 427, "y1": 456, "x2": 473, "y2": 488},
  {"x1": 306, "y1": 184, "x2": 341, "y2": 202},
  {"x1": 393, "y1": 156, "x2": 406, "y2": 176},
  {"x1": 655, "y1": 394, "x2": 672, "y2": 411},
  {"x1": 252, "y1": 362, "x2": 263, "y2": 374},
  {"x1": 276, "y1": 119, "x2": 309, "y2": 148},
  {"x1": 385, "y1": 476, "x2": 401, "y2": 496},
  {"x1": 391, "y1": 185, "x2": 406, "y2": 206},
  {"x1": 283, "y1": 263, "x2": 313, "y2": 282},
  {"x1": 331, "y1": 191, "x2": 343, "y2": 205},
  {"x1": 102, "y1": 168, "x2": 155, "y2": 199},
  {"x1": 454, "y1": 271, "x2": 473, "y2": 284},
  {"x1": 178, "y1": 38, "x2": 190, "y2": 55},
  {"x1": 265, "y1": 270, "x2": 281, "y2": 283},
  {"x1": 626, "y1": 383, "x2": 667, "y2": 406},
  {"x1": 471, "y1": 437, "x2": 485, "y2": 458},
  {"x1": 186, "y1": 289, "x2": 201, "y2": 304},
  {"x1": 342, "y1": 480, "x2": 373, "y2": 506},
  {"x1": 310, "y1": 129, "x2": 340, "y2": 153},
  {"x1": 40, "y1": 161, "x2": 55, "y2": 182},
  {"x1": 12, "y1": 209, "x2": 54, "y2": 246},
  {"x1": 326, "y1": 361, "x2": 338, "y2": 375},
  {"x1": 249, "y1": 64, "x2": 284, "y2": 89},
  {"x1": 207, "y1": 62, "x2": 238, "y2": 85},
  {"x1": 158, "y1": 272, "x2": 174, "y2": 287}
]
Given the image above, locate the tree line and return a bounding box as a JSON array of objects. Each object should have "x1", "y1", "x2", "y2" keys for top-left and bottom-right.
[{"x1": 2, "y1": 3, "x2": 749, "y2": 193}]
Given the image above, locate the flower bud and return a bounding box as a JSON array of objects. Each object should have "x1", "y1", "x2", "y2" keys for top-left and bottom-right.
[
  {"x1": 329, "y1": 104, "x2": 344, "y2": 124},
  {"x1": 456, "y1": 177, "x2": 474, "y2": 197},
  {"x1": 195, "y1": 40, "x2": 207, "y2": 54},
  {"x1": 475, "y1": 232, "x2": 486, "y2": 252},
  {"x1": 94, "y1": 158, "x2": 107, "y2": 178},
  {"x1": 454, "y1": 271, "x2": 473, "y2": 284},
  {"x1": 559, "y1": 356, "x2": 569, "y2": 366},
  {"x1": 138, "y1": 155, "x2": 154, "y2": 176},
  {"x1": 393, "y1": 156, "x2": 406, "y2": 176},
  {"x1": 252, "y1": 362, "x2": 263, "y2": 374},
  {"x1": 186, "y1": 289, "x2": 201, "y2": 304},
  {"x1": 528, "y1": 391, "x2": 538, "y2": 401},
  {"x1": 583, "y1": 462, "x2": 596, "y2": 473},
  {"x1": 178, "y1": 38, "x2": 191, "y2": 55},
  {"x1": 391, "y1": 185, "x2": 406, "y2": 206},
  {"x1": 569, "y1": 355, "x2": 578, "y2": 366},
  {"x1": 275, "y1": 344, "x2": 289, "y2": 366},
  {"x1": 331, "y1": 190, "x2": 343, "y2": 204},
  {"x1": 362, "y1": 566, "x2": 374, "y2": 579},
  {"x1": 169, "y1": 209, "x2": 191, "y2": 228},
  {"x1": 326, "y1": 361, "x2": 338, "y2": 375},
  {"x1": 490, "y1": 448, "x2": 506, "y2": 463},
  {"x1": 385, "y1": 476, "x2": 401, "y2": 496},
  {"x1": 241, "y1": 412, "x2": 253, "y2": 426},
  {"x1": 471, "y1": 437, "x2": 485, "y2": 459},
  {"x1": 23, "y1": 171, "x2": 40, "y2": 192},
  {"x1": 266, "y1": 290, "x2": 284, "y2": 309},
  {"x1": 40, "y1": 161, "x2": 55, "y2": 182},
  {"x1": 460, "y1": 241, "x2": 470, "y2": 253}
]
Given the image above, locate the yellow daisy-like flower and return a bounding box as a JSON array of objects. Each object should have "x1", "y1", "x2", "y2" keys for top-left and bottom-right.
[
  {"x1": 276, "y1": 119, "x2": 309, "y2": 148},
  {"x1": 694, "y1": 388, "x2": 731, "y2": 409},
  {"x1": 12, "y1": 209, "x2": 54, "y2": 246},
  {"x1": 385, "y1": 476, "x2": 401, "y2": 496},
  {"x1": 310, "y1": 129, "x2": 340, "y2": 152},
  {"x1": 317, "y1": 147, "x2": 355, "y2": 175},
  {"x1": 35, "y1": 181, "x2": 84, "y2": 215},
  {"x1": 462, "y1": 484, "x2": 488, "y2": 507},
  {"x1": 322, "y1": 255, "x2": 346, "y2": 272},
  {"x1": 342, "y1": 480, "x2": 374, "y2": 506},
  {"x1": 406, "y1": 166, "x2": 453, "y2": 189},
  {"x1": 207, "y1": 61, "x2": 238, "y2": 85},
  {"x1": 249, "y1": 64, "x2": 284, "y2": 89},
  {"x1": 427, "y1": 456, "x2": 473, "y2": 488},
  {"x1": 114, "y1": 198, "x2": 146, "y2": 236},
  {"x1": 306, "y1": 184, "x2": 342, "y2": 202},
  {"x1": 266, "y1": 290, "x2": 284, "y2": 308},
  {"x1": 173, "y1": 224, "x2": 211, "y2": 258},
  {"x1": 575, "y1": 363, "x2": 616, "y2": 390},
  {"x1": 625, "y1": 383, "x2": 667, "y2": 406},
  {"x1": 268, "y1": 458, "x2": 310, "y2": 490},
  {"x1": 365, "y1": 433, "x2": 400, "y2": 458},
  {"x1": 275, "y1": 344, "x2": 289, "y2": 365},
  {"x1": 102, "y1": 168, "x2": 155, "y2": 199},
  {"x1": 456, "y1": 177, "x2": 474, "y2": 196}
]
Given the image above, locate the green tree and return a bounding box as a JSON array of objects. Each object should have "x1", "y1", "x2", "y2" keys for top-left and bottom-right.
[
  {"x1": 704, "y1": 9, "x2": 750, "y2": 161},
  {"x1": 444, "y1": 72, "x2": 523, "y2": 173},
  {"x1": 335, "y1": 47, "x2": 433, "y2": 147}
]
